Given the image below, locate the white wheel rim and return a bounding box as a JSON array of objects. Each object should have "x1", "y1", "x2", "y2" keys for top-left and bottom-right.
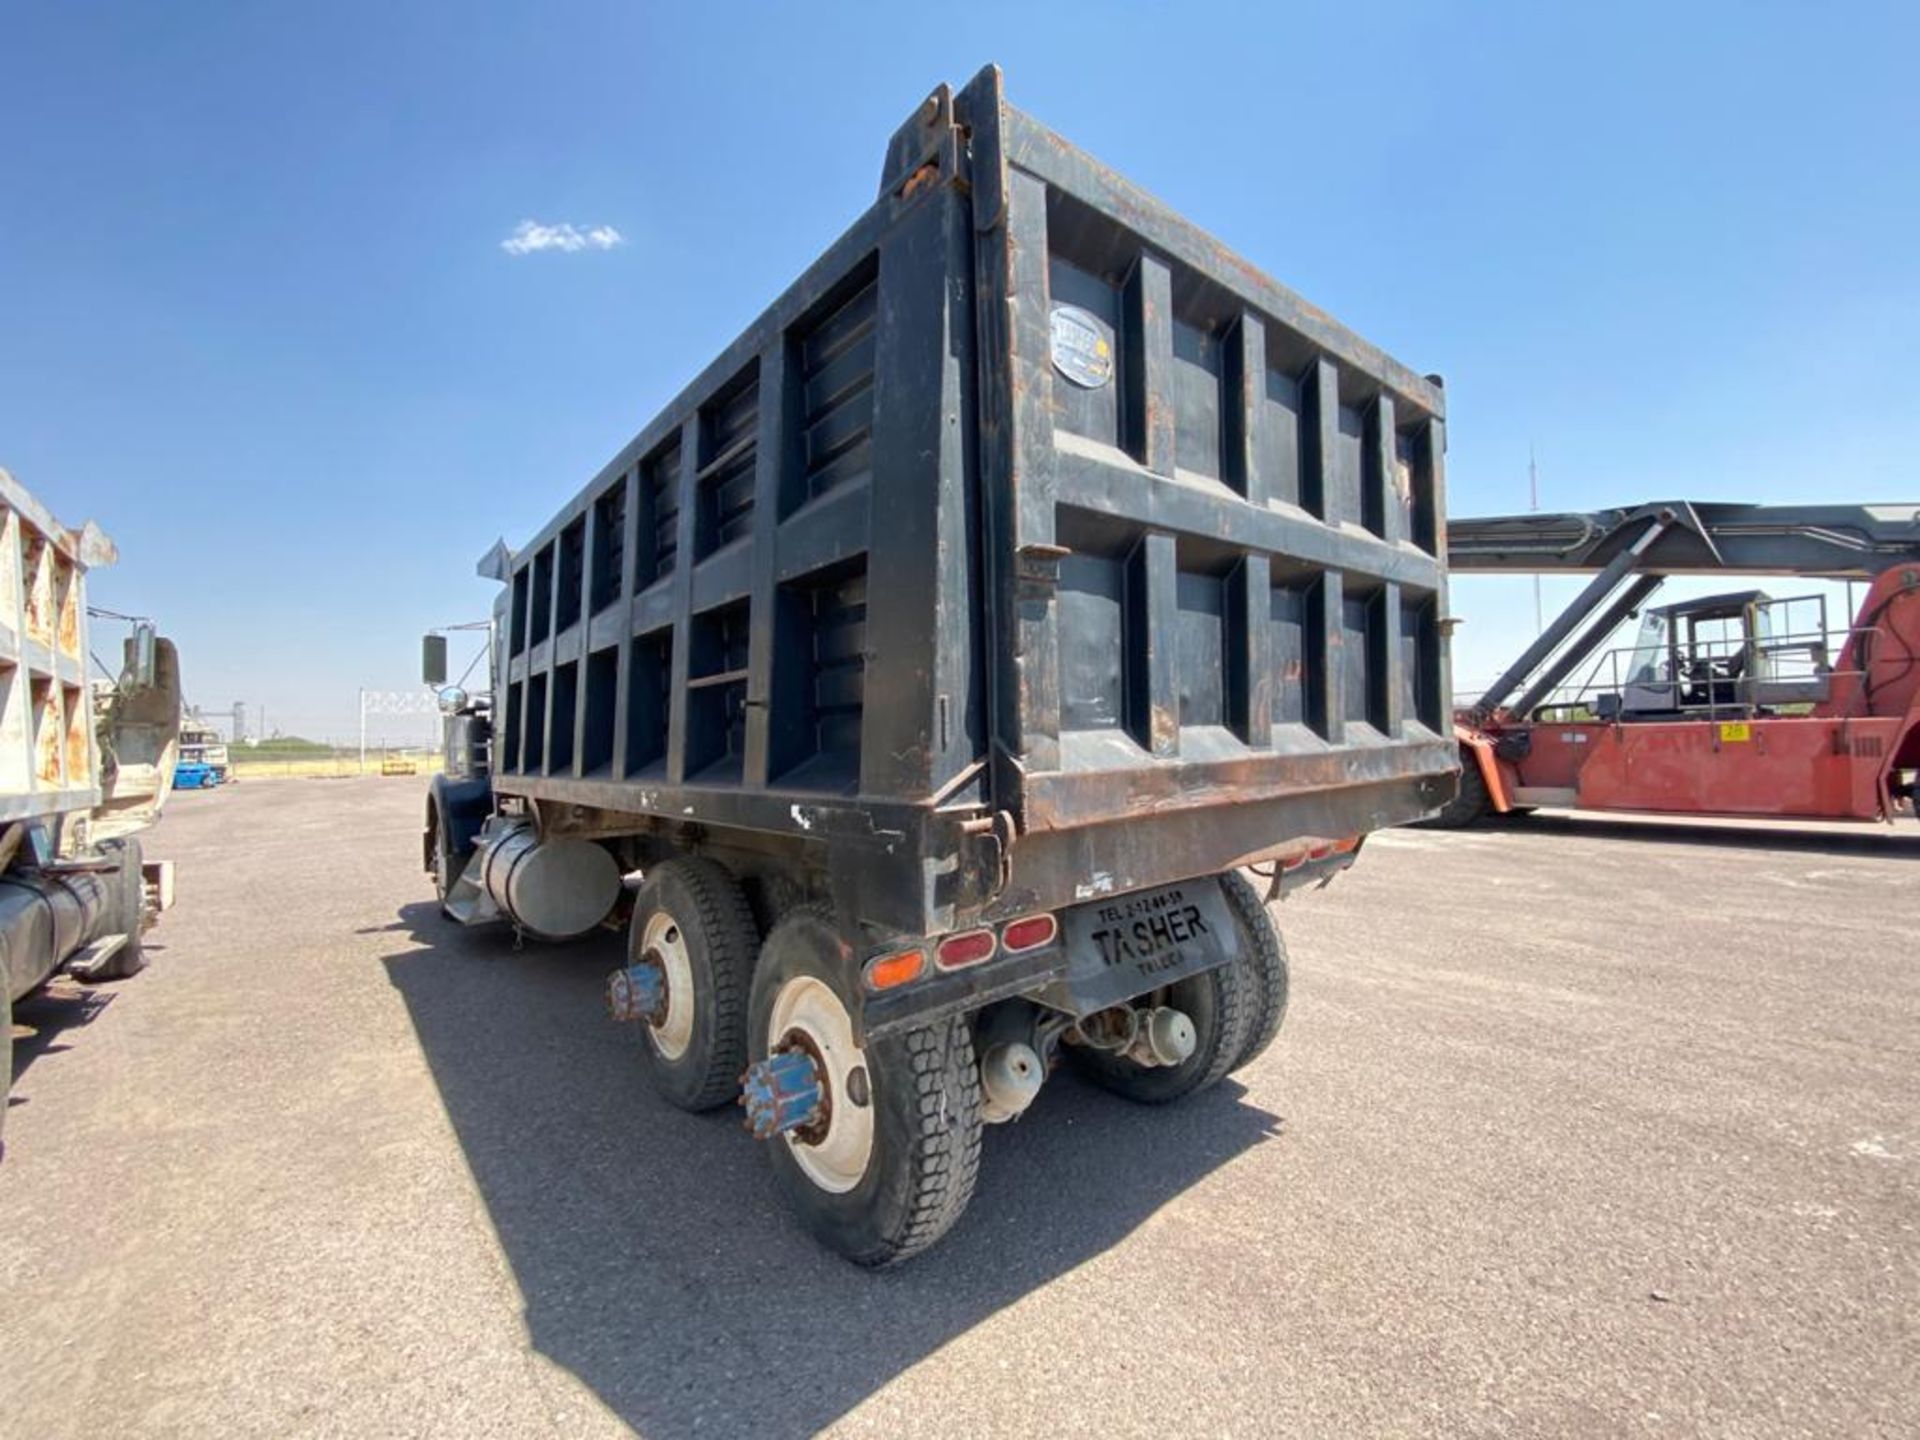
[
  {"x1": 769, "y1": 975, "x2": 874, "y2": 1194},
  {"x1": 642, "y1": 910, "x2": 696, "y2": 1061}
]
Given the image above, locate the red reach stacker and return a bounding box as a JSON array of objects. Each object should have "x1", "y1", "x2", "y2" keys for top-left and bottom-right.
[{"x1": 1436, "y1": 500, "x2": 1920, "y2": 827}]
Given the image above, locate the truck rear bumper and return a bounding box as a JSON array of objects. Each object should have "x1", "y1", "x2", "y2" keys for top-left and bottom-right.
[
  {"x1": 983, "y1": 768, "x2": 1453, "y2": 925},
  {"x1": 859, "y1": 768, "x2": 1447, "y2": 1038}
]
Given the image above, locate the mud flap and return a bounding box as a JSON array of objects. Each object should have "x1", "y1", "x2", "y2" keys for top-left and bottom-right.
[
  {"x1": 1036, "y1": 876, "x2": 1238, "y2": 1019},
  {"x1": 92, "y1": 634, "x2": 183, "y2": 840}
]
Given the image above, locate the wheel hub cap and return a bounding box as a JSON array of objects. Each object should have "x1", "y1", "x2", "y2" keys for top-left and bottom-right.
[
  {"x1": 755, "y1": 975, "x2": 875, "y2": 1193},
  {"x1": 606, "y1": 952, "x2": 668, "y2": 1025},
  {"x1": 636, "y1": 912, "x2": 696, "y2": 1060},
  {"x1": 740, "y1": 1045, "x2": 826, "y2": 1140}
]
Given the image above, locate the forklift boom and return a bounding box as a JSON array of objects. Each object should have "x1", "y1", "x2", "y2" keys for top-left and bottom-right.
[{"x1": 1450, "y1": 500, "x2": 1920, "y2": 580}]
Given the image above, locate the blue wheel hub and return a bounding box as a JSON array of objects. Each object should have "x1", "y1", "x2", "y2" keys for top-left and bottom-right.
[
  {"x1": 607, "y1": 955, "x2": 668, "y2": 1024},
  {"x1": 740, "y1": 1045, "x2": 825, "y2": 1140}
]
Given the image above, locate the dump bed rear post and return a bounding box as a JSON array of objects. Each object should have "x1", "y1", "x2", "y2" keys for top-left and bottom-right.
[{"x1": 810, "y1": 164, "x2": 992, "y2": 933}]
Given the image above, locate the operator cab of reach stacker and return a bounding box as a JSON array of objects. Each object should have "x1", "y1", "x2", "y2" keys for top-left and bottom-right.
[{"x1": 1606, "y1": 589, "x2": 1833, "y2": 720}]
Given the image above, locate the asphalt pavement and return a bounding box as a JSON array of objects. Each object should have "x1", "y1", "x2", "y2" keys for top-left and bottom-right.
[{"x1": 2, "y1": 778, "x2": 1915, "y2": 1438}]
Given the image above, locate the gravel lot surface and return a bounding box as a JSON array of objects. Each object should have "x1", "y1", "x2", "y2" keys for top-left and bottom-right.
[{"x1": 2, "y1": 778, "x2": 1915, "y2": 1437}]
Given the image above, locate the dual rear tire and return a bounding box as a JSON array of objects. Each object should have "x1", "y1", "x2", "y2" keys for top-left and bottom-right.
[
  {"x1": 627, "y1": 857, "x2": 758, "y2": 1113},
  {"x1": 1068, "y1": 870, "x2": 1289, "y2": 1102},
  {"x1": 623, "y1": 863, "x2": 1283, "y2": 1264},
  {"x1": 747, "y1": 908, "x2": 981, "y2": 1267},
  {"x1": 626, "y1": 868, "x2": 980, "y2": 1266}
]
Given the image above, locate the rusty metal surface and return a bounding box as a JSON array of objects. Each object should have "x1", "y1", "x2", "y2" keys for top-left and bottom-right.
[
  {"x1": 481, "y1": 66, "x2": 1455, "y2": 937},
  {"x1": 0, "y1": 468, "x2": 110, "y2": 823}
]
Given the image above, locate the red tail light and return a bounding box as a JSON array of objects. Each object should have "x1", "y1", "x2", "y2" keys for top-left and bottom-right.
[
  {"x1": 934, "y1": 928, "x2": 997, "y2": 971},
  {"x1": 999, "y1": 913, "x2": 1058, "y2": 953}
]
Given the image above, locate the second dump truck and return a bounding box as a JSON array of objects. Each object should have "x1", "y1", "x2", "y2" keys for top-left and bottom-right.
[
  {"x1": 0, "y1": 468, "x2": 181, "y2": 1141},
  {"x1": 423, "y1": 67, "x2": 1455, "y2": 1264}
]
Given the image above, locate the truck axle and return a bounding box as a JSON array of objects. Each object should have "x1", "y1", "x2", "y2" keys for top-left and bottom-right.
[
  {"x1": 607, "y1": 955, "x2": 668, "y2": 1025},
  {"x1": 740, "y1": 1045, "x2": 825, "y2": 1140}
]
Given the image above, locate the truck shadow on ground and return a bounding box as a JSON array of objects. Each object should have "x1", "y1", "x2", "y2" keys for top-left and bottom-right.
[
  {"x1": 1492, "y1": 813, "x2": 1920, "y2": 858},
  {"x1": 8, "y1": 984, "x2": 117, "y2": 1097},
  {"x1": 382, "y1": 901, "x2": 1280, "y2": 1439}
]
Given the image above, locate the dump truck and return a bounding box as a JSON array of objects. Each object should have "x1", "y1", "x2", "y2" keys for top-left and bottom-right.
[
  {"x1": 421, "y1": 66, "x2": 1454, "y2": 1264},
  {"x1": 0, "y1": 469, "x2": 181, "y2": 1142}
]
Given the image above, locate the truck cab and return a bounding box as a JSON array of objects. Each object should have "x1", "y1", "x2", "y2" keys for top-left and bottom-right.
[
  {"x1": 1611, "y1": 590, "x2": 1836, "y2": 718},
  {"x1": 419, "y1": 630, "x2": 495, "y2": 905}
]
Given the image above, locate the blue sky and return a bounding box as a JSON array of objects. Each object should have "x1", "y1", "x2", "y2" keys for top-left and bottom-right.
[{"x1": 3, "y1": 2, "x2": 1915, "y2": 740}]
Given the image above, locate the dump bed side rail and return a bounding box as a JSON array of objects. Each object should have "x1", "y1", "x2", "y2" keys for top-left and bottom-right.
[{"x1": 484, "y1": 95, "x2": 992, "y2": 936}]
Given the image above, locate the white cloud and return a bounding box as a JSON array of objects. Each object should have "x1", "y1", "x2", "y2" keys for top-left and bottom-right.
[{"x1": 500, "y1": 220, "x2": 625, "y2": 256}]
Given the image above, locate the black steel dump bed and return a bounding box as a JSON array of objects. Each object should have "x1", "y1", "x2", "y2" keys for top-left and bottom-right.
[{"x1": 490, "y1": 66, "x2": 1455, "y2": 937}]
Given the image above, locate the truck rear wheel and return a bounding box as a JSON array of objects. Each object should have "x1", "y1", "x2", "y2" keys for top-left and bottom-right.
[
  {"x1": 747, "y1": 907, "x2": 982, "y2": 1267},
  {"x1": 1070, "y1": 911, "x2": 1254, "y2": 1105},
  {"x1": 1223, "y1": 871, "x2": 1289, "y2": 1073},
  {"x1": 629, "y1": 857, "x2": 757, "y2": 1112},
  {"x1": 1420, "y1": 751, "x2": 1489, "y2": 828}
]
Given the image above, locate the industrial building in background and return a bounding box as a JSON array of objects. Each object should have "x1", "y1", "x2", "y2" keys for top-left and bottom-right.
[
  {"x1": 418, "y1": 67, "x2": 1454, "y2": 1266},
  {"x1": 1435, "y1": 500, "x2": 1920, "y2": 825},
  {"x1": 0, "y1": 469, "x2": 180, "y2": 1139}
]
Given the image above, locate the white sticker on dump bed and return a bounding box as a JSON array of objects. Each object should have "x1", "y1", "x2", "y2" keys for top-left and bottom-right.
[{"x1": 1050, "y1": 304, "x2": 1114, "y2": 389}]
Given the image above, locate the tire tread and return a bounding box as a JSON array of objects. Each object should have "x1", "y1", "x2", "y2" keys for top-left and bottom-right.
[
  {"x1": 884, "y1": 1012, "x2": 984, "y2": 1266},
  {"x1": 638, "y1": 856, "x2": 759, "y2": 1111},
  {"x1": 1420, "y1": 754, "x2": 1489, "y2": 828},
  {"x1": 756, "y1": 904, "x2": 984, "y2": 1267},
  {"x1": 92, "y1": 837, "x2": 148, "y2": 980},
  {"x1": 1222, "y1": 870, "x2": 1289, "y2": 1073}
]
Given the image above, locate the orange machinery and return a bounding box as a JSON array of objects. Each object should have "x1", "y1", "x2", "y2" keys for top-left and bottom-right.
[{"x1": 1438, "y1": 501, "x2": 1920, "y2": 826}]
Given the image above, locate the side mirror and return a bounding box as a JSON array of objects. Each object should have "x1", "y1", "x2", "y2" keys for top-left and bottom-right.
[
  {"x1": 130, "y1": 622, "x2": 157, "y2": 688},
  {"x1": 422, "y1": 633, "x2": 448, "y2": 686},
  {"x1": 437, "y1": 685, "x2": 470, "y2": 714}
]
